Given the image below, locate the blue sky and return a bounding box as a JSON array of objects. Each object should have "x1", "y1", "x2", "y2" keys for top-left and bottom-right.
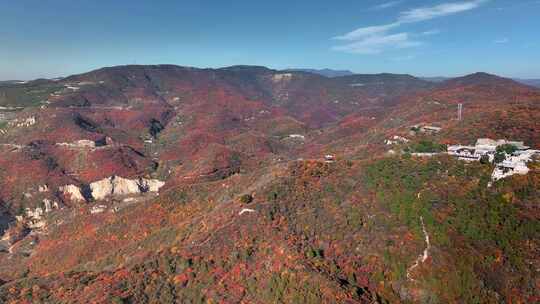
[{"x1": 1, "y1": 0, "x2": 539, "y2": 80}]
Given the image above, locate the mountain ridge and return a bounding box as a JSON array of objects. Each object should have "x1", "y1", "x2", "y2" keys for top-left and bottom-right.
[
  {"x1": 284, "y1": 68, "x2": 355, "y2": 77},
  {"x1": 0, "y1": 64, "x2": 538, "y2": 303}
]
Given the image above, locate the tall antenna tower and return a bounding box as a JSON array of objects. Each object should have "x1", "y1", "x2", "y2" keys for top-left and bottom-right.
[{"x1": 458, "y1": 103, "x2": 463, "y2": 121}]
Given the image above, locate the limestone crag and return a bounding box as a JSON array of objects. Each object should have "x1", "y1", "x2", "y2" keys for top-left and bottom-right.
[
  {"x1": 63, "y1": 176, "x2": 166, "y2": 202},
  {"x1": 56, "y1": 139, "x2": 96, "y2": 149},
  {"x1": 59, "y1": 185, "x2": 86, "y2": 202},
  {"x1": 89, "y1": 178, "x2": 114, "y2": 201},
  {"x1": 24, "y1": 199, "x2": 59, "y2": 229},
  {"x1": 110, "y1": 176, "x2": 141, "y2": 197}
]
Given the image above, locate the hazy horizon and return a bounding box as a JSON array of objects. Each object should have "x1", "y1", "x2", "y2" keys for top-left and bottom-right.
[{"x1": 1, "y1": 63, "x2": 538, "y2": 82}]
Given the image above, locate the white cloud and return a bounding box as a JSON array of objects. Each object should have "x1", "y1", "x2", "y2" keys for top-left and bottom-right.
[
  {"x1": 372, "y1": 1, "x2": 402, "y2": 10},
  {"x1": 333, "y1": 0, "x2": 490, "y2": 55},
  {"x1": 334, "y1": 23, "x2": 400, "y2": 41},
  {"x1": 421, "y1": 29, "x2": 441, "y2": 36},
  {"x1": 494, "y1": 38, "x2": 509, "y2": 43},
  {"x1": 398, "y1": 0, "x2": 489, "y2": 23},
  {"x1": 332, "y1": 33, "x2": 421, "y2": 54}
]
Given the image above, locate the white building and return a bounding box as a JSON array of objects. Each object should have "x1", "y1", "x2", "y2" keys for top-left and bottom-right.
[
  {"x1": 447, "y1": 138, "x2": 530, "y2": 162},
  {"x1": 448, "y1": 138, "x2": 538, "y2": 181},
  {"x1": 491, "y1": 150, "x2": 538, "y2": 181},
  {"x1": 447, "y1": 145, "x2": 480, "y2": 161}
]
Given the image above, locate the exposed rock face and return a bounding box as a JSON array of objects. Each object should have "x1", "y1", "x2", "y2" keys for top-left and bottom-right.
[
  {"x1": 84, "y1": 176, "x2": 166, "y2": 201},
  {"x1": 272, "y1": 73, "x2": 293, "y2": 83},
  {"x1": 90, "y1": 178, "x2": 114, "y2": 201},
  {"x1": 288, "y1": 134, "x2": 305, "y2": 140},
  {"x1": 112, "y1": 176, "x2": 141, "y2": 196},
  {"x1": 140, "y1": 179, "x2": 165, "y2": 192},
  {"x1": 43, "y1": 199, "x2": 52, "y2": 213},
  {"x1": 22, "y1": 199, "x2": 60, "y2": 229},
  {"x1": 25, "y1": 207, "x2": 45, "y2": 229},
  {"x1": 90, "y1": 205, "x2": 107, "y2": 214},
  {"x1": 9, "y1": 116, "x2": 36, "y2": 128},
  {"x1": 56, "y1": 139, "x2": 96, "y2": 149},
  {"x1": 59, "y1": 185, "x2": 86, "y2": 202}
]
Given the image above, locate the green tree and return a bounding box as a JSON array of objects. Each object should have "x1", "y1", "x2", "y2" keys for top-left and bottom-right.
[
  {"x1": 494, "y1": 152, "x2": 506, "y2": 164},
  {"x1": 479, "y1": 154, "x2": 491, "y2": 164},
  {"x1": 496, "y1": 144, "x2": 517, "y2": 155},
  {"x1": 239, "y1": 194, "x2": 253, "y2": 204}
]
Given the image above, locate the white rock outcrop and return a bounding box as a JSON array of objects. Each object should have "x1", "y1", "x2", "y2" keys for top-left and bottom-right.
[
  {"x1": 288, "y1": 134, "x2": 305, "y2": 140},
  {"x1": 90, "y1": 205, "x2": 107, "y2": 214},
  {"x1": 272, "y1": 73, "x2": 293, "y2": 83},
  {"x1": 90, "y1": 178, "x2": 114, "y2": 201},
  {"x1": 140, "y1": 178, "x2": 165, "y2": 192},
  {"x1": 9, "y1": 116, "x2": 36, "y2": 128},
  {"x1": 112, "y1": 176, "x2": 141, "y2": 196},
  {"x1": 25, "y1": 207, "x2": 43, "y2": 221},
  {"x1": 24, "y1": 198, "x2": 59, "y2": 230},
  {"x1": 43, "y1": 199, "x2": 52, "y2": 213},
  {"x1": 86, "y1": 176, "x2": 166, "y2": 201},
  {"x1": 56, "y1": 139, "x2": 96, "y2": 149},
  {"x1": 60, "y1": 185, "x2": 86, "y2": 202}
]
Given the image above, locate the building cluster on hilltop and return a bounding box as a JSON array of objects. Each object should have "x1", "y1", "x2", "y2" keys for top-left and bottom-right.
[{"x1": 448, "y1": 138, "x2": 539, "y2": 181}]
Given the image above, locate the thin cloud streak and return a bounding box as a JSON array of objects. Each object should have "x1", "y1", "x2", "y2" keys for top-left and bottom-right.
[
  {"x1": 333, "y1": 0, "x2": 490, "y2": 55},
  {"x1": 334, "y1": 23, "x2": 400, "y2": 41},
  {"x1": 332, "y1": 33, "x2": 421, "y2": 54},
  {"x1": 422, "y1": 29, "x2": 441, "y2": 36},
  {"x1": 398, "y1": 0, "x2": 489, "y2": 23},
  {"x1": 494, "y1": 38, "x2": 509, "y2": 43},
  {"x1": 372, "y1": 1, "x2": 402, "y2": 10}
]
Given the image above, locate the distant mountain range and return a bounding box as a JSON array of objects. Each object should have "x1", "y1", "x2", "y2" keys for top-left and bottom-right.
[
  {"x1": 514, "y1": 78, "x2": 540, "y2": 88},
  {"x1": 284, "y1": 70, "x2": 540, "y2": 88},
  {"x1": 420, "y1": 77, "x2": 450, "y2": 83},
  {"x1": 0, "y1": 80, "x2": 27, "y2": 86},
  {"x1": 285, "y1": 68, "x2": 355, "y2": 77},
  {"x1": 422, "y1": 76, "x2": 540, "y2": 88}
]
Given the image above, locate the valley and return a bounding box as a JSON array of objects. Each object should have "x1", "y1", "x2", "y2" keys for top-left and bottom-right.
[{"x1": 0, "y1": 65, "x2": 538, "y2": 303}]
